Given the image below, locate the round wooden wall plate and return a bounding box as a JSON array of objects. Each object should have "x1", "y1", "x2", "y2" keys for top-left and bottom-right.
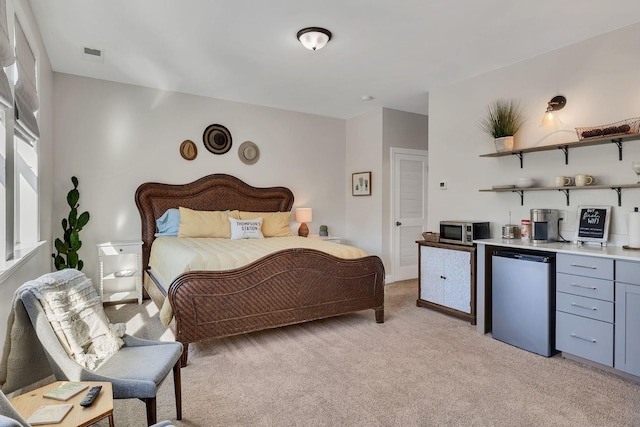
[
  {"x1": 180, "y1": 139, "x2": 197, "y2": 160},
  {"x1": 203, "y1": 124, "x2": 232, "y2": 154}
]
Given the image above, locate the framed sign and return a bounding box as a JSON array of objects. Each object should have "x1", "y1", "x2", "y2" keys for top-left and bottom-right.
[
  {"x1": 574, "y1": 205, "x2": 611, "y2": 246},
  {"x1": 352, "y1": 172, "x2": 371, "y2": 196}
]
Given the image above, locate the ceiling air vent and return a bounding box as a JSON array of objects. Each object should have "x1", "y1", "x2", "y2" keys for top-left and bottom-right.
[{"x1": 81, "y1": 46, "x2": 104, "y2": 63}]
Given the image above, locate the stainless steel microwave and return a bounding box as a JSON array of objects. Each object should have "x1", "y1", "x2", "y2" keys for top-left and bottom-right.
[{"x1": 439, "y1": 221, "x2": 490, "y2": 246}]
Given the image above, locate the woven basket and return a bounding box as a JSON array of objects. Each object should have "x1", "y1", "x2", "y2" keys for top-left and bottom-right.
[
  {"x1": 576, "y1": 117, "x2": 640, "y2": 141},
  {"x1": 421, "y1": 232, "x2": 439, "y2": 242}
]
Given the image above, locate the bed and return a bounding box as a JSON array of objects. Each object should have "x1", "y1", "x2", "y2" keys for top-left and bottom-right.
[{"x1": 135, "y1": 174, "x2": 385, "y2": 366}]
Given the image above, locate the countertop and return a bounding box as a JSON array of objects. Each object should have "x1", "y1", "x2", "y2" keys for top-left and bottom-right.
[{"x1": 474, "y1": 238, "x2": 640, "y2": 262}]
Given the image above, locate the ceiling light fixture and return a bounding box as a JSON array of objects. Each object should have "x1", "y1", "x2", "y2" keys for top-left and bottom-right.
[{"x1": 297, "y1": 27, "x2": 332, "y2": 51}]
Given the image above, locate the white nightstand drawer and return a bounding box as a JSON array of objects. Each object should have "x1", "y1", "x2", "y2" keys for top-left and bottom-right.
[{"x1": 98, "y1": 241, "x2": 143, "y2": 256}]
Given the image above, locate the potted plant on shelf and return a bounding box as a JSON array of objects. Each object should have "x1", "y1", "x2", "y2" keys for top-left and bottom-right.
[{"x1": 480, "y1": 98, "x2": 526, "y2": 152}]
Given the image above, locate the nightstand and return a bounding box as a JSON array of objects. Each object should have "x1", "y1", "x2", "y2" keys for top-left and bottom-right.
[
  {"x1": 308, "y1": 235, "x2": 342, "y2": 244},
  {"x1": 97, "y1": 240, "x2": 143, "y2": 304}
]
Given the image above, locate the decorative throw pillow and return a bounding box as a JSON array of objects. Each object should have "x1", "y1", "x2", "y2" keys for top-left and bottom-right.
[
  {"x1": 155, "y1": 208, "x2": 180, "y2": 237},
  {"x1": 178, "y1": 207, "x2": 240, "y2": 238},
  {"x1": 239, "y1": 211, "x2": 293, "y2": 237},
  {"x1": 229, "y1": 217, "x2": 264, "y2": 240}
]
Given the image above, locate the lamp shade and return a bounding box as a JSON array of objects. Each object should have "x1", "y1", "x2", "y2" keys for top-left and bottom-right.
[
  {"x1": 297, "y1": 27, "x2": 332, "y2": 51},
  {"x1": 295, "y1": 208, "x2": 312, "y2": 223}
]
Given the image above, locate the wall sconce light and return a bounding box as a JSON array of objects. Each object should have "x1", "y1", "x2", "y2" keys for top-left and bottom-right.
[
  {"x1": 295, "y1": 208, "x2": 313, "y2": 237},
  {"x1": 297, "y1": 27, "x2": 332, "y2": 51},
  {"x1": 541, "y1": 95, "x2": 567, "y2": 127}
]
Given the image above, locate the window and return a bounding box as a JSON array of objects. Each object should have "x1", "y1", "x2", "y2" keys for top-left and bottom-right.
[
  {"x1": 16, "y1": 132, "x2": 37, "y2": 246},
  {"x1": 0, "y1": 2, "x2": 41, "y2": 278}
]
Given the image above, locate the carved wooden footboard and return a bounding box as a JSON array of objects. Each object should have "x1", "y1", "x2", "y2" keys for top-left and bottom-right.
[
  {"x1": 136, "y1": 174, "x2": 385, "y2": 366},
  {"x1": 165, "y1": 248, "x2": 384, "y2": 366}
]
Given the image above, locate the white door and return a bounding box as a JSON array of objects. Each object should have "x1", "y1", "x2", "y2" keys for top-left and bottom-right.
[{"x1": 392, "y1": 148, "x2": 428, "y2": 282}]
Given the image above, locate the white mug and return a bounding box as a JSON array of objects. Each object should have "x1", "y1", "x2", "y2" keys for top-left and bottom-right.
[
  {"x1": 575, "y1": 174, "x2": 594, "y2": 186},
  {"x1": 554, "y1": 176, "x2": 572, "y2": 187}
]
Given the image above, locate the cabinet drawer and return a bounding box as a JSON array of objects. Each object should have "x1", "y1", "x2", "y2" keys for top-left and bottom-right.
[
  {"x1": 556, "y1": 254, "x2": 613, "y2": 280},
  {"x1": 556, "y1": 273, "x2": 613, "y2": 301},
  {"x1": 616, "y1": 260, "x2": 640, "y2": 285},
  {"x1": 556, "y1": 292, "x2": 613, "y2": 323},
  {"x1": 556, "y1": 311, "x2": 613, "y2": 366},
  {"x1": 98, "y1": 243, "x2": 142, "y2": 256}
]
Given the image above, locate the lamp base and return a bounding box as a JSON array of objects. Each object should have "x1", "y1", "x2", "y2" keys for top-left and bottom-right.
[{"x1": 298, "y1": 222, "x2": 309, "y2": 237}]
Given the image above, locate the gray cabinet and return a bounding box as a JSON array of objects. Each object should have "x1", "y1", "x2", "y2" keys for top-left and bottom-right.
[
  {"x1": 614, "y1": 260, "x2": 640, "y2": 376},
  {"x1": 417, "y1": 241, "x2": 476, "y2": 324},
  {"x1": 556, "y1": 253, "x2": 614, "y2": 366}
]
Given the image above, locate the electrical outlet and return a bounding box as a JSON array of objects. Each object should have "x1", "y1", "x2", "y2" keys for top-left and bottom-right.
[
  {"x1": 439, "y1": 181, "x2": 447, "y2": 190},
  {"x1": 560, "y1": 210, "x2": 568, "y2": 223}
]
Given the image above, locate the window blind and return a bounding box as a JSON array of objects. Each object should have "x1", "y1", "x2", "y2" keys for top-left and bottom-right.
[
  {"x1": 14, "y1": 18, "x2": 38, "y2": 142},
  {"x1": 0, "y1": 0, "x2": 14, "y2": 110}
]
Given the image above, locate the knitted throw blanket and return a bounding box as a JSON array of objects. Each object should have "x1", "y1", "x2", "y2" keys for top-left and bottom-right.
[
  {"x1": 0, "y1": 269, "x2": 125, "y2": 393},
  {"x1": 27, "y1": 269, "x2": 126, "y2": 370}
]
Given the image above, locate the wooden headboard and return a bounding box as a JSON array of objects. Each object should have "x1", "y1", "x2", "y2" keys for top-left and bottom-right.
[{"x1": 135, "y1": 174, "x2": 295, "y2": 270}]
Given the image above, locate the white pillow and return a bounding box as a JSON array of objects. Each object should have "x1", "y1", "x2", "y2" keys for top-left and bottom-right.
[{"x1": 229, "y1": 217, "x2": 264, "y2": 240}]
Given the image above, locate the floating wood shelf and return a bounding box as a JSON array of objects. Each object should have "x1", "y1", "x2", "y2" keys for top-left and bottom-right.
[
  {"x1": 479, "y1": 184, "x2": 640, "y2": 206},
  {"x1": 479, "y1": 134, "x2": 640, "y2": 168}
]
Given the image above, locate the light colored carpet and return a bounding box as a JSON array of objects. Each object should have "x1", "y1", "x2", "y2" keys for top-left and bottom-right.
[{"x1": 101, "y1": 280, "x2": 640, "y2": 426}]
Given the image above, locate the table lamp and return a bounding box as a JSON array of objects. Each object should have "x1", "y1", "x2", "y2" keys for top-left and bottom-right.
[{"x1": 295, "y1": 208, "x2": 312, "y2": 237}]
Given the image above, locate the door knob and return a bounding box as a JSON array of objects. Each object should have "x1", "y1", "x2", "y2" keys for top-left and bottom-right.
[{"x1": 396, "y1": 221, "x2": 402, "y2": 226}]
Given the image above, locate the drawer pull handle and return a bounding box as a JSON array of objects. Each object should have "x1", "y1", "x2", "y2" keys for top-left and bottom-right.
[
  {"x1": 570, "y1": 283, "x2": 597, "y2": 290},
  {"x1": 569, "y1": 263, "x2": 597, "y2": 269},
  {"x1": 570, "y1": 303, "x2": 597, "y2": 311},
  {"x1": 570, "y1": 333, "x2": 596, "y2": 343}
]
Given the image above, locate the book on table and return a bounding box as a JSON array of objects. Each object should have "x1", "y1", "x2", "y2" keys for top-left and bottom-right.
[
  {"x1": 43, "y1": 382, "x2": 89, "y2": 401},
  {"x1": 26, "y1": 403, "x2": 73, "y2": 425}
]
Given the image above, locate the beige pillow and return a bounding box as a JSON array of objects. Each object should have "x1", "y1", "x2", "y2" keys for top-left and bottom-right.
[
  {"x1": 239, "y1": 211, "x2": 292, "y2": 237},
  {"x1": 178, "y1": 207, "x2": 240, "y2": 238}
]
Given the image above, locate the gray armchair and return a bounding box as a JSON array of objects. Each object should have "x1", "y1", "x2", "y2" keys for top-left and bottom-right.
[
  {"x1": 19, "y1": 289, "x2": 183, "y2": 426},
  {"x1": 0, "y1": 389, "x2": 28, "y2": 427}
]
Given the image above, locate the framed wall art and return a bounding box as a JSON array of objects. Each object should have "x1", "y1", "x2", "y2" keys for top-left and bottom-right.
[{"x1": 352, "y1": 172, "x2": 371, "y2": 196}]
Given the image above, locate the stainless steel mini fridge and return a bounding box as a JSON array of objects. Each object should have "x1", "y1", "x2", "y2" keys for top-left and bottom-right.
[{"x1": 491, "y1": 250, "x2": 556, "y2": 357}]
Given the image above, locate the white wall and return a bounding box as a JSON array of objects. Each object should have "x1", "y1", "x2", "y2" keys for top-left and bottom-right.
[
  {"x1": 52, "y1": 74, "x2": 348, "y2": 285},
  {"x1": 344, "y1": 107, "x2": 428, "y2": 278},
  {"x1": 429, "y1": 22, "x2": 640, "y2": 246},
  {"x1": 381, "y1": 109, "x2": 428, "y2": 274},
  {"x1": 345, "y1": 109, "x2": 384, "y2": 256},
  {"x1": 0, "y1": 0, "x2": 54, "y2": 353}
]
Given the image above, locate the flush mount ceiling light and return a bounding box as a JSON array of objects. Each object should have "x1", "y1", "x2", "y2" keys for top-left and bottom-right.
[{"x1": 297, "y1": 27, "x2": 332, "y2": 51}]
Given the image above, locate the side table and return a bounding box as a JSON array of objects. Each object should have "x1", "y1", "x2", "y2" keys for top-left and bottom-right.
[
  {"x1": 97, "y1": 240, "x2": 143, "y2": 304},
  {"x1": 10, "y1": 381, "x2": 114, "y2": 427}
]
